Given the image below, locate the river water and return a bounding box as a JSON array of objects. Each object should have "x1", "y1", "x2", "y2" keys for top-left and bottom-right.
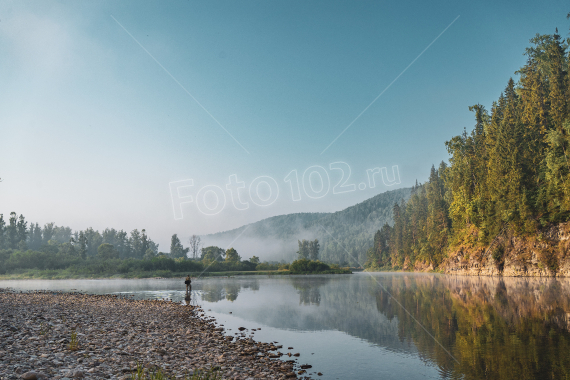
[{"x1": 2, "y1": 272, "x2": 570, "y2": 380}]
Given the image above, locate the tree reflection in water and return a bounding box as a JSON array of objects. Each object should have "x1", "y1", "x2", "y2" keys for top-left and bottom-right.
[
  {"x1": 291, "y1": 277, "x2": 330, "y2": 306},
  {"x1": 374, "y1": 275, "x2": 570, "y2": 380},
  {"x1": 199, "y1": 278, "x2": 260, "y2": 302},
  {"x1": 193, "y1": 274, "x2": 570, "y2": 379}
]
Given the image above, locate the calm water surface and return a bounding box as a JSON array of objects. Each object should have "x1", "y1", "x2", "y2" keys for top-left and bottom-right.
[{"x1": 2, "y1": 273, "x2": 570, "y2": 380}]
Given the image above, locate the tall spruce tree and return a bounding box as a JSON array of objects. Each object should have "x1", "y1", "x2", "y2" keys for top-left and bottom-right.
[
  {"x1": 7, "y1": 212, "x2": 18, "y2": 249},
  {"x1": 16, "y1": 215, "x2": 28, "y2": 245},
  {"x1": 0, "y1": 214, "x2": 5, "y2": 249}
]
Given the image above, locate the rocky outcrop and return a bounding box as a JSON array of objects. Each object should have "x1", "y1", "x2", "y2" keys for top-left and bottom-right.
[{"x1": 442, "y1": 222, "x2": 570, "y2": 277}]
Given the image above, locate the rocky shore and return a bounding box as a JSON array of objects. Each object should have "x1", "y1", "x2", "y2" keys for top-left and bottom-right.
[{"x1": 0, "y1": 289, "x2": 310, "y2": 380}]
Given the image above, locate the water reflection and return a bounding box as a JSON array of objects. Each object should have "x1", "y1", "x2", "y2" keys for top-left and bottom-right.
[
  {"x1": 366, "y1": 275, "x2": 570, "y2": 380},
  {"x1": 3, "y1": 274, "x2": 570, "y2": 379},
  {"x1": 291, "y1": 277, "x2": 329, "y2": 306},
  {"x1": 191, "y1": 274, "x2": 570, "y2": 379},
  {"x1": 199, "y1": 278, "x2": 259, "y2": 302}
]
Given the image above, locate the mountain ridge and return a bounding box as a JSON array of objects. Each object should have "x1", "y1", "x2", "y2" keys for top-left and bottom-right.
[{"x1": 202, "y1": 187, "x2": 412, "y2": 264}]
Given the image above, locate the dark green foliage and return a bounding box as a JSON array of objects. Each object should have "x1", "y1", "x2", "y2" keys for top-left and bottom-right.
[
  {"x1": 201, "y1": 246, "x2": 225, "y2": 261},
  {"x1": 492, "y1": 245, "x2": 505, "y2": 272},
  {"x1": 29, "y1": 223, "x2": 42, "y2": 250},
  {"x1": 309, "y1": 239, "x2": 320, "y2": 260},
  {"x1": 224, "y1": 248, "x2": 240, "y2": 264},
  {"x1": 290, "y1": 259, "x2": 330, "y2": 273},
  {"x1": 78, "y1": 232, "x2": 87, "y2": 260},
  {"x1": 42, "y1": 222, "x2": 55, "y2": 245},
  {"x1": 169, "y1": 234, "x2": 189, "y2": 259},
  {"x1": 7, "y1": 212, "x2": 18, "y2": 249},
  {"x1": 0, "y1": 215, "x2": 5, "y2": 249},
  {"x1": 364, "y1": 223, "x2": 393, "y2": 270},
  {"x1": 16, "y1": 215, "x2": 28, "y2": 246},
  {"x1": 289, "y1": 259, "x2": 350, "y2": 274},
  {"x1": 297, "y1": 239, "x2": 309, "y2": 259},
  {"x1": 255, "y1": 261, "x2": 279, "y2": 271},
  {"x1": 365, "y1": 17, "x2": 570, "y2": 272},
  {"x1": 97, "y1": 243, "x2": 119, "y2": 260}
]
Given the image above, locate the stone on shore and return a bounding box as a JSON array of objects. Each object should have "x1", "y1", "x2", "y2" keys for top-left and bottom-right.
[{"x1": 0, "y1": 289, "x2": 304, "y2": 380}]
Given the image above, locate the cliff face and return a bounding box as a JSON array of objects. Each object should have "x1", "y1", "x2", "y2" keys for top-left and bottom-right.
[{"x1": 440, "y1": 222, "x2": 570, "y2": 277}]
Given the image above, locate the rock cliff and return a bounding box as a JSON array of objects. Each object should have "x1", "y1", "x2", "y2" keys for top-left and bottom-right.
[{"x1": 439, "y1": 222, "x2": 570, "y2": 277}]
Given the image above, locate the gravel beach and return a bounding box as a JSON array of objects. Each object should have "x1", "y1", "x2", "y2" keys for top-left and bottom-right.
[{"x1": 0, "y1": 289, "x2": 307, "y2": 380}]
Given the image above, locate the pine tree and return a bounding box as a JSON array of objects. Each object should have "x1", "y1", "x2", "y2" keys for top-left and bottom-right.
[
  {"x1": 169, "y1": 234, "x2": 189, "y2": 259},
  {"x1": 43, "y1": 223, "x2": 55, "y2": 245},
  {"x1": 16, "y1": 215, "x2": 28, "y2": 245},
  {"x1": 0, "y1": 214, "x2": 5, "y2": 249},
  {"x1": 7, "y1": 212, "x2": 18, "y2": 249},
  {"x1": 78, "y1": 231, "x2": 87, "y2": 260},
  {"x1": 141, "y1": 229, "x2": 149, "y2": 258},
  {"x1": 30, "y1": 223, "x2": 42, "y2": 250}
]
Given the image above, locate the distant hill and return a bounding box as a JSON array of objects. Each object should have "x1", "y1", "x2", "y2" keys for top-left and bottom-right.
[{"x1": 202, "y1": 187, "x2": 412, "y2": 265}]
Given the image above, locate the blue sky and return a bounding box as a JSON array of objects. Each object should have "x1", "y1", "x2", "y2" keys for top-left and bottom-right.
[{"x1": 1, "y1": 0, "x2": 569, "y2": 250}]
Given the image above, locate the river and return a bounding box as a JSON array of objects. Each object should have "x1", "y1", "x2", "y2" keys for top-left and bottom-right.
[{"x1": 2, "y1": 272, "x2": 569, "y2": 380}]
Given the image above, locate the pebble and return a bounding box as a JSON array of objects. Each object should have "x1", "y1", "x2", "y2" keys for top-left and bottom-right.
[{"x1": 0, "y1": 289, "x2": 312, "y2": 380}]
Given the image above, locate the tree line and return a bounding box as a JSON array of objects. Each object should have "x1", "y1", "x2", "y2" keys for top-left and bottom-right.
[
  {"x1": 366, "y1": 18, "x2": 570, "y2": 270},
  {"x1": 0, "y1": 212, "x2": 160, "y2": 260},
  {"x1": 0, "y1": 211, "x2": 287, "y2": 275}
]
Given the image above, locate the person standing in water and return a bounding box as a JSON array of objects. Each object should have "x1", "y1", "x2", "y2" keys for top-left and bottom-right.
[{"x1": 185, "y1": 275, "x2": 191, "y2": 294}]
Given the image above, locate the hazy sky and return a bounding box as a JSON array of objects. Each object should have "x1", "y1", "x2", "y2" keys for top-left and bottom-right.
[{"x1": 1, "y1": 0, "x2": 568, "y2": 250}]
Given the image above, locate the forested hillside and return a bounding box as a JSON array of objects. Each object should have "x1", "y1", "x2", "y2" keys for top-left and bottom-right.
[
  {"x1": 366, "y1": 20, "x2": 570, "y2": 275},
  {"x1": 205, "y1": 187, "x2": 411, "y2": 265}
]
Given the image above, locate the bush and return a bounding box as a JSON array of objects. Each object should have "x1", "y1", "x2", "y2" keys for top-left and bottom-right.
[
  {"x1": 289, "y1": 259, "x2": 330, "y2": 273},
  {"x1": 256, "y1": 262, "x2": 279, "y2": 271}
]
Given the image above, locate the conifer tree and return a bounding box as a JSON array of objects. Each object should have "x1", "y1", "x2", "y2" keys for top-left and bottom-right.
[
  {"x1": 78, "y1": 231, "x2": 87, "y2": 260},
  {"x1": 0, "y1": 214, "x2": 5, "y2": 249},
  {"x1": 16, "y1": 215, "x2": 28, "y2": 245},
  {"x1": 365, "y1": 16, "x2": 570, "y2": 271},
  {"x1": 141, "y1": 229, "x2": 149, "y2": 258},
  {"x1": 7, "y1": 212, "x2": 18, "y2": 249}
]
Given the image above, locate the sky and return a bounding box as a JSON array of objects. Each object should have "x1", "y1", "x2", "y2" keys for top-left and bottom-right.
[{"x1": 1, "y1": 0, "x2": 569, "y2": 251}]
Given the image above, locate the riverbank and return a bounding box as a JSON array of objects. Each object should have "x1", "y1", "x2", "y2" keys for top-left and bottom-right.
[
  {"x1": 0, "y1": 269, "x2": 351, "y2": 280},
  {"x1": 0, "y1": 289, "x2": 307, "y2": 380},
  {"x1": 363, "y1": 222, "x2": 570, "y2": 278},
  {"x1": 0, "y1": 270, "x2": 290, "y2": 281}
]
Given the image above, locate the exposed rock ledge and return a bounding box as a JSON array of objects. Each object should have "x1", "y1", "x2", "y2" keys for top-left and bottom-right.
[{"x1": 439, "y1": 222, "x2": 570, "y2": 277}]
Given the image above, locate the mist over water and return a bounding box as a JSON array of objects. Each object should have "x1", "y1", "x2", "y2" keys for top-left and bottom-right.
[{"x1": 199, "y1": 236, "x2": 303, "y2": 263}]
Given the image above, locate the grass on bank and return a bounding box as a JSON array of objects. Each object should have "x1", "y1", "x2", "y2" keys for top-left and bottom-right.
[
  {"x1": 0, "y1": 251, "x2": 352, "y2": 279},
  {"x1": 131, "y1": 363, "x2": 221, "y2": 380},
  {"x1": 0, "y1": 269, "x2": 291, "y2": 280}
]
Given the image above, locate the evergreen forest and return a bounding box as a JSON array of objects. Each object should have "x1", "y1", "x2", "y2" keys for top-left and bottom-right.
[{"x1": 366, "y1": 20, "x2": 570, "y2": 271}]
